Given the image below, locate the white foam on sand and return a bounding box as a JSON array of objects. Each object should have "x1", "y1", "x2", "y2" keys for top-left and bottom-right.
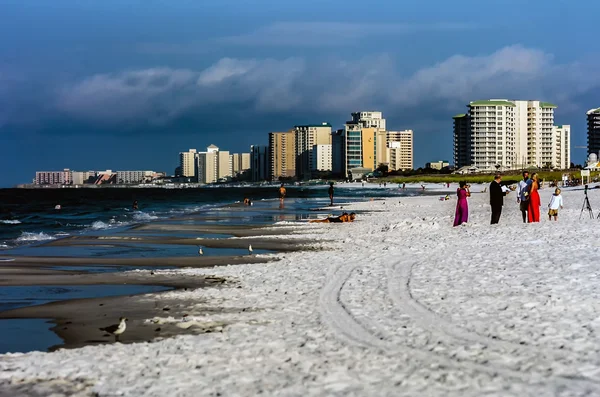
[{"x1": 2, "y1": 188, "x2": 600, "y2": 396}]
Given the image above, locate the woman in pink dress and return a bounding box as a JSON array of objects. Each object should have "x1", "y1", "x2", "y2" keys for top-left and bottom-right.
[
  {"x1": 453, "y1": 181, "x2": 471, "y2": 226},
  {"x1": 527, "y1": 173, "x2": 541, "y2": 222}
]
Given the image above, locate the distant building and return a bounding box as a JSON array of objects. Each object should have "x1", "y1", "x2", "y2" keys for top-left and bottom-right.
[
  {"x1": 269, "y1": 131, "x2": 296, "y2": 180},
  {"x1": 72, "y1": 171, "x2": 97, "y2": 185},
  {"x1": 312, "y1": 144, "x2": 332, "y2": 172},
  {"x1": 386, "y1": 130, "x2": 413, "y2": 170},
  {"x1": 426, "y1": 161, "x2": 450, "y2": 170},
  {"x1": 331, "y1": 129, "x2": 346, "y2": 176},
  {"x1": 231, "y1": 153, "x2": 251, "y2": 177},
  {"x1": 116, "y1": 170, "x2": 154, "y2": 184},
  {"x1": 350, "y1": 111, "x2": 388, "y2": 166},
  {"x1": 453, "y1": 99, "x2": 567, "y2": 171},
  {"x1": 294, "y1": 123, "x2": 332, "y2": 179},
  {"x1": 553, "y1": 125, "x2": 571, "y2": 170},
  {"x1": 344, "y1": 122, "x2": 376, "y2": 176},
  {"x1": 92, "y1": 170, "x2": 117, "y2": 185},
  {"x1": 35, "y1": 169, "x2": 72, "y2": 185},
  {"x1": 250, "y1": 145, "x2": 269, "y2": 182},
  {"x1": 196, "y1": 145, "x2": 231, "y2": 184},
  {"x1": 587, "y1": 107, "x2": 600, "y2": 156},
  {"x1": 179, "y1": 149, "x2": 197, "y2": 178}
]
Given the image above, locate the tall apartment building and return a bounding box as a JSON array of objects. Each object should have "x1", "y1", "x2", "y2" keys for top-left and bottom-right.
[
  {"x1": 294, "y1": 123, "x2": 332, "y2": 180},
  {"x1": 231, "y1": 153, "x2": 251, "y2": 176},
  {"x1": 453, "y1": 114, "x2": 471, "y2": 168},
  {"x1": 386, "y1": 130, "x2": 413, "y2": 170},
  {"x1": 344, "y1": 122, "x2": 376, "y2": 176},
  {"x1": 453, "y1": 99, "x2": 566, "y2": 171},
  {"x1": 312, "y1": 144, "x2": 332, "y2": 172},
  {"x1": 553, "y1": 125, "x2": 571, "y2": 169},
  {"x1": 250, "y1": 145, "x2": 269, "y2": 182},
  {"x1": 35, "y1": 169, "x2": 72, "y2": 185},
  {"x1": 269, "y1": 131, "x2": 296, "y2": 180},
  {"x1": 351, "y1": 111, "x2": 388, "y2": 165},
  {"x1": 179, "y1": 149, "x2": 197, "y2": 178},
  {"x1": 196, "y1": 145, "x2": 231, "y2": 184},
  {"x1": 587, "y1": 108, "x2": 600, "y2": 156}
]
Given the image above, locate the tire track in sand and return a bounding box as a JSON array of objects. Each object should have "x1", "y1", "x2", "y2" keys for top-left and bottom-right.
[{"x1": 319, "y1": 260, "x2": 600, "y2": 393}]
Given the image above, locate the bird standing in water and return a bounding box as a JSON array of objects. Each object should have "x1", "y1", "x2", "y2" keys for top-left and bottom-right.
[
  {"x1": 100, "y1": 317, "x2": 128, "y2": 342},
  {"x1": 248, "y1": 245, "x2": 253, "y2": 255},
  {"x1": 198, "y1": 246, "x2": 204, "y2": 255}
]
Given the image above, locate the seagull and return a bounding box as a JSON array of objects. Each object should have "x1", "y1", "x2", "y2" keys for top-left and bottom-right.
[
  {"x1": 198, "y1": 246, "x2": 204, "y2": 255},
  {"x1": 248, "y1": 244, "x2": 253, "y2": 255},
  {"x1": 99, "y1": 317, "x2": 128, "y2": 342}
]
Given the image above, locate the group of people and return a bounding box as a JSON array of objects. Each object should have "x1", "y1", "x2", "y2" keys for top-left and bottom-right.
[{"x1": 453, "y1": 171, "x2": 565, "y2": 226}]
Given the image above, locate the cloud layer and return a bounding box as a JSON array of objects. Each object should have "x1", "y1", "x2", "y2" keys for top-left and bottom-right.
[{"x1": 49, "y1": 45, "x2": 600, "y2": 129}]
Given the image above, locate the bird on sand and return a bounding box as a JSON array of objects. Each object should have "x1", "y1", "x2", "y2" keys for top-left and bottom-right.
[
  {"x1": 248, "y1": 244, "x2": 253, "y2": 255},
  {"x1": 99, "y1": 317, "x2": 128, "y2": 342},
  {"x1": 198, "y1": 246, "x2": 204, "y2": 255}
]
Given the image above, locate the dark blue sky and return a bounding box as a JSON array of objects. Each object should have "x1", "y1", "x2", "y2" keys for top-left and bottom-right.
[{"x1": 1, "y1": 0, "x2": 599, "y2": 186}]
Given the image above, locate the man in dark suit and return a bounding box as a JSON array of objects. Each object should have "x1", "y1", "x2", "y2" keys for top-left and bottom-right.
[{"x1": 489, "y1": 173, "x2": 507, "y2": 224}]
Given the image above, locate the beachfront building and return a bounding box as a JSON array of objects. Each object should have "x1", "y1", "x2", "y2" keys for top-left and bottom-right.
[
  {"x1": 453, "y1": 99, "x2": 568, "y2": 171},
  {"x1": 587, "y1": 107, "x2": 600, "y2": 156},
  {"x1": 426, "y1": 160, "x2": 450, "y2": 170},
  {"x1": 350, "y1": 111, "x2": 388, "y2": 166},
  {"x1": 312, "y1": 144, "x2": 333, "y2": 172},
  {"x1": 179, "y1": 149, "x2": 197, "y2": 178},
  {"x1": 386, "y1": 130, "x2": 413, "y2": 170},
  {"x1": 250, "y1": 145, "x2": 269, "y2": 182},
  {"x1": 344, "y1": 122, "x2": 377, "y2": 177},
  {"x1": 230, "y1": 153, "x2": 251, "y2": 177},
  {"x1": 294, "y1": 123, "x2": 332, "y2": 180},
  {"x1": 269, "y1": 131, "x2": 296, "y2": 181},
  {"x1": 116, "y1": 170, "x2": 155, "y2": 184},
  {"x1": 35, "y1": 169, "x2": 72, "y2": 185},
  {"x1": 72, "y1": 171, "x2": 97, "y2": 185},
  {"x1": 553, "y1": 125, "x2": 571, "y2": 170},
  {"x1": 331, "y1": 129, "x2": 346, "y2": 177},
  {"x1": 196, "y1": 145, "x2": 231, "y2": 184}
]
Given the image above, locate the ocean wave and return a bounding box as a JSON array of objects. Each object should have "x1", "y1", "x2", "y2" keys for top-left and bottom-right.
[
  {"x1": 16, "y1": 232, "x2": 56, "y2": 242},
  {"x1": 0, "y1": 220, "x2": 21, "y2": 224},
  {"x1": 90, "y1": 221, "x2": 114, "y2": 230},
  {"x1": 133, "y1": 212, "x2": 159, "y2": 221}
]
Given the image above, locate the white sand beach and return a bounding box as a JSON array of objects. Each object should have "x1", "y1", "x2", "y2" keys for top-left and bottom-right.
[{"x1": 2, "y1": 186, "x2": 600, "y2": 396}]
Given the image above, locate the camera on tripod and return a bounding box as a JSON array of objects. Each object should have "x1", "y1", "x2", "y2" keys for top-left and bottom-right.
[{"x1": 580, "y1": 184, "x2": 599, "y2": 219}]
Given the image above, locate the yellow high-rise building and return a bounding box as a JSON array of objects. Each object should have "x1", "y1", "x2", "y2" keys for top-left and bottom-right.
[{"x1": 269, "y1": 131, "x2": 296, "y2": 180}]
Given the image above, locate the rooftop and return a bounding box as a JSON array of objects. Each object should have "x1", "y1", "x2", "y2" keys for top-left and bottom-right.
[
  {"x1": 452, "y1": 114, "x2": 467, "y2": 118},
  {"x1": 469, "y1": 100, "x2": 515, "y2": 107},
  {"x1": 587, "y1": 107, "x2": 600, "y2": 115},
  {"x1": 539, "y1": 102, "x2": 557, "y2": 108},
  {"x1": 295, "y1": 123, "x2": 332, "y2": 128}
]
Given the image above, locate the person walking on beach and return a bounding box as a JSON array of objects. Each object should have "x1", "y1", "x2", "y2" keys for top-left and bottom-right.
[
  {"x1": 278, "y1": 183, "x2": 286, "y2": 202},
  {"x1": 548, "y1": 188, "x2": 564, "y2": 221},
  {"x1": 489, "y1": 174, "x2": 507, "y2": 224},
  {"x1": 527, "y1": 173, "x2": 541, "y2": 222},
  {"x1": 328, "y1": 182, "x2": 335, "y2": 206},
  {"x1": 453, "y1": 181, "x2": 470, "y2": 226},
  {"x1": 516, "y1": 171, "x2": 532, "y2": 223}
]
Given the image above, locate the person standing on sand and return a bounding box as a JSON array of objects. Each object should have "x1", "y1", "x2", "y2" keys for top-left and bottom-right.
[
  {"x1": 516, "y1": 171, "x2": 532, "y2": 223},
  {"x1": 328, "y1": 182, "x2": 335, "y2": 206},
  {"x1": 489, "y1": 174, "x2": 507, "y2": 224},
  {"x1": 527, "y1": 173, "x2": 541, "y2": 222},
  {"x1": 453, "y1": 181, "x2": 470, "y2": 226},
  {"x1": 278, "y1": 183, "x2": 286, "y2": 202},
  {"x1": 548, "y1": 188, "x2": 564, "y2": 221}
]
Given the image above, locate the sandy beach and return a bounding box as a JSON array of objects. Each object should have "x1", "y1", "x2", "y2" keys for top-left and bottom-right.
[{"x1": 2, "y1": 186, "x2": 600, "y2": 396}]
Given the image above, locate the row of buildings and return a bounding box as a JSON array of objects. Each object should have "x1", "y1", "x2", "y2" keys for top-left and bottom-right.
[
  {"x1": 34, "y1": 169, "x2": 165, "y2": 185},
  {"x1": 250, "y1": 111, "x2": 414, "y2": 182},
  {"x1": 453, "y1": 99, "x2": 571, "y2": 172},
  {"x1": 176, "y1": 146, "x2": 251, "y2": 183}
]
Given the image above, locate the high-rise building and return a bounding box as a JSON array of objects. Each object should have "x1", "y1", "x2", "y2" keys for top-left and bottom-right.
[
  {"x1": 294, "y1": 123, "x2": 332, "y2": 179},
  {"x1": 269, "y1": 131, "x2": 296, "y2": 180},
  {"x1": 386, "y1": 130, "x2": 413, "y2": 170},
  {"x1": 331, "y1": 129, "x2": 346, "y2": 176},
  {"x1": 344, "y1": 122, "x2": 376, "y2": 176},
  {"x1": 72, "y1": 171, "x2": 97, "y2": 185},
  {"x1": 587, "y1": 108, "x2": 600, "y2": 156},
  {"x1": 350, "y1": 111, "x2": 386, "y2": 130},
  {"x1": 231, "y1": 153, "x2": 251, "y2": 176},
  {"x1": 312, "y1": 144, "x2": 332, "y2": 172},
  {"x1": 553, "y1": 125, "x2": 571, "y2": 170},
  {"x1": 179, "y1": 149, "x2": 197, "y2": 178},
  {"x1": 116, "y1": 171, "x2": 154, "y2": 184},
  {"x1": 453, "y1": 114, "x2": 471, "y2": 168},
  {"x1": 196, "y1": 145, "x2": 231, "y2": 184},
  {"x1": 250, "y1": 145, "x2": 269, "y2": 182},
  {"x1": 453, "y1": 99, "x2": 566, "y2": 171}
]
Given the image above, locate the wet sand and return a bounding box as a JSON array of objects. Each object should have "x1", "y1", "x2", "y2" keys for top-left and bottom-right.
[
  {"x1": 0, "y1": 272, "x2": 230, "y2": 351},
  {"x1": 131, "y1": 224, "x2": 298, "y2": 237}
]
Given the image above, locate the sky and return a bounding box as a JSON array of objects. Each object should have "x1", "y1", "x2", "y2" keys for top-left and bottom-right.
[{"x1": 1, "y1": 0, "x2": 599, "y2": 186}]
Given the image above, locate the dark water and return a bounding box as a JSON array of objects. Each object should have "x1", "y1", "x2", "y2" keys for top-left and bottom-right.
[{"x1": 0, "y1": 185, "x2": 425, "y2": 248}]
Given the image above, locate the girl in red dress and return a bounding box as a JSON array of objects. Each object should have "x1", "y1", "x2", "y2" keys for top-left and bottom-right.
[{"x1": 527, "y1": 173, "x2": 541, "y2": 222}]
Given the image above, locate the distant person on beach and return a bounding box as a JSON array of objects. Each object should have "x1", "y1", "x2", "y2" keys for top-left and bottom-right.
[
  {"x1": 453, "y1": 181, "x2": 470, "y2": 227},
  {"x1": 278, "y1": 184, "x2": 286, "y2": 201},
  {"x1": 243, "y1": 197, "x2": 250, "y2": 205},
  {"x1": 310, "y1": 212, "x2": 356, "y2": 223},
  {"x1": 516, "y1": 171, "x2": 532, "y2": 223},
  {"x1": 132, "y1": 200, "x2": 138, "y2": 210},
  {"x1": 402, "y1": 183, "x2": 406, "y2": 190},
  {"x1": 527, "y1": 173, "x2": 541, "y2": 222},
  {"x1": 489, "y1": 174, "x2": 507, "y2": 224},
  {"x1": 421, "y1": 185, "x2": 425, "y2": 190},
  {"x1": 328, "y1": 182, "x2": 335, "y2": 206},
  {"x1": 548, "y1": 188, "x2": 564, "y2": 221}
]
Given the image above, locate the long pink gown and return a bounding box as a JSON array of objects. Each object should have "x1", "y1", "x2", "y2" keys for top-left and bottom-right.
[{"x1": 453, "y1": 188, "x2": 469, "y2": 226}]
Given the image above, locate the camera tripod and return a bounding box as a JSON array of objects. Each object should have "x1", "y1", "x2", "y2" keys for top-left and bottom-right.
[{"x1": 580, "y1": 192, "x2": 594, "y2": 219}]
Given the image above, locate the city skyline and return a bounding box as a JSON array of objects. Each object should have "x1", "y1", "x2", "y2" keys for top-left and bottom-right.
[{"x1": 1, "y1": 0, "x2": 599, "y2": 187}]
